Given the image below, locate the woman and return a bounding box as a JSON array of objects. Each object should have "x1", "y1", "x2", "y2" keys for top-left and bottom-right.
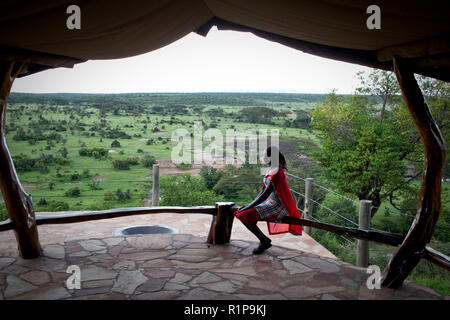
[{"x1": 234, "y1": 146, "x2": 302, "y2": 254}]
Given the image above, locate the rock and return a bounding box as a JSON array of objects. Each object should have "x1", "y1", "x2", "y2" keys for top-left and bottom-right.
[
  {"x1": 190, "y1": 272, "x2": 221, "y2": 285},
  {"x1": 137, "y1": 278, "x2": 167, "y2": 292},
  {"x1": 43, "y1": 244, "x2": 65, "y2": 259},
  {"x1": 4, "y1": 275, "x2": 37, "y2": 298},
  {"x1": 112, "y1": 270, "x2": 148, "y2": 295},
  {"x1": 13, "y1": 285, "x2": 71, "y2": 300},
  {"x1": 20, "y1": 270, "x2": 50, "y2": 286},
  {"x1": 78, "y1": 240, "x2": 106, "y2": 252},
  {"x1": 202, "y1": 280, "x2": 238, "y2": 293},
  {"x1": 81, "y1": 265, "x2": 117, "y2": 282},
  {"x1": 0, "y1": 257, "x2": 16, "y2": 270},
  {"x1": 281, "y1": 260, "x2": 313, "y2": 275},
  {"x1": 112, "y1": 260, "x2": 136, "y2": 271}
]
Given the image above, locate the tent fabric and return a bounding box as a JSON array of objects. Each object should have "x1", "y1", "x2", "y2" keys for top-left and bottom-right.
[{"x1": 0, "y1": 0, "x2": 449, "y2": 80}]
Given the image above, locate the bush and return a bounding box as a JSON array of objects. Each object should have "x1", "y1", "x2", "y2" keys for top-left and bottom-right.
[
  {"x1": 88, "y1": 180, "x2": 102, "y2": 190},
  {"x1": 160, "y1": 173, "x2": 224, "y2": 206},
  {"x1": 127, "y1": 157, "x2": 139, "y2": 165},
  {"x1": 111, "y1": 140, "x2": 121, "y2": 148},
  {"x1": 200, "y1": 166, "x2": 227, "y2": 190},
  {"x1": 177, "y1": 162, "x2": 192, "y2": 170},
  {"x1": 141, "y1": 155, "x2": 157, "y2": 168},
  {"x1": 112, "y1": 159, "x2": 130, "y2": 170},
  {"x1": 65, "y1": 187, "x2": 81, "y2": 197},
  {"x1": 79, "y1": 147, "x2": 108, "y2": 159},
  {"x1": 47, "y1": 201, "x2": 70, "y2": 211}
]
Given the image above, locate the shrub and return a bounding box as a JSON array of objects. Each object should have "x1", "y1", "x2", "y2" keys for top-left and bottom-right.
[
  {"x1": 200, "y1": 166, "x2": 227, "y2": 190},
  {"x1": 112, "y1": 159, "x2": 130, "y2": 170},
  {"x1": 177, "y1": 162, "x2": 191, "y2": 170},
  {"x1": 47, "y1": 201, "x2": 70, "y2": 211},
  {"x1": 70, "y1": 172, "x2": 80, "y2": 180},
  {"x1": 160, "y1": 173, "x2": 224, "y2": 206},
  {"x1": 127, "y1": 157, "x2": 139, "y2": 165},
  {"x1": 111, "y1": 140, "x2": 121, "y2": 148},
  {"x1": 141, "y1": 155, "x2": 156, "y2": 168},
  {"x1": 88, "y1": 180, "x2": 102, "y2": 190},
  {"x1": 65, "y1": 187, "x2": 81, "y2": 197}
]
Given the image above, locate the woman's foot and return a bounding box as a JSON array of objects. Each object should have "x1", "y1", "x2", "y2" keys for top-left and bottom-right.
[{"x1": 252, "y1": 239, "x2": 272, "y2": 254}]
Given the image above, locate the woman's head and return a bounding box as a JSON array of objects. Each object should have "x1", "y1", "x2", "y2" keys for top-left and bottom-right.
[{"x1": 264, "y1": 146, "x2": 287, "y2": 170}]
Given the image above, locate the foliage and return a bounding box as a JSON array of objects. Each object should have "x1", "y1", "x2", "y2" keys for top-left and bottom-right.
[
  {"x1": 200, "y1": 166, "x2": 227, "y2": 190},
  {"x1": 160, "y1": 173, "x2": 224, "y2": 206},
  {"x1": 238, "y1": 106, "x2": 279, "y2": 124},
  {"x1": 141, "y1": 155, "x2": 157, "y2": 168},
  {"x1": 111, "y1": 140, "x2": 121, "y2": 148},
  {"x1": 310, "y1": 93, "x2": 410, "y2": 217},
  {"x1": 65, "y1": 187, "x2": 81, "y2": 197},
  {"x1": 112, "y1": 159, "x2": 130, "y2": 170}
]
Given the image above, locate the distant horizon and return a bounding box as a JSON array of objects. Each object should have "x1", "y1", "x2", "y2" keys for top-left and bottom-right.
[{"x1": 10, "y1": 91, "x2": 346, "y2": 96}]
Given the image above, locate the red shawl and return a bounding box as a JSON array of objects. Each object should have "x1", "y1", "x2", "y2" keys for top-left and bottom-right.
[{"x1": 266, "y1": 168, "x2": 302, "y2": 235}]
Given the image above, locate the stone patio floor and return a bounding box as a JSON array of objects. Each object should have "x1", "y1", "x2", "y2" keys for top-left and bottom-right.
[{"x1": 0, "y1": 212, "x2": 448, "y2": 300}]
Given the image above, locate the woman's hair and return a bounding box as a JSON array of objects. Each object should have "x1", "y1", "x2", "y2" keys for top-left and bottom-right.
[{"x1": 266, "y1": 146, "x2": 287, "y2": 170}]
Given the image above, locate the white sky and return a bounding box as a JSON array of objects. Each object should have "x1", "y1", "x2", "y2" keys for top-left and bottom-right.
[{"x1": 12, "y1": 27, "x2": 372, "y2": 94}]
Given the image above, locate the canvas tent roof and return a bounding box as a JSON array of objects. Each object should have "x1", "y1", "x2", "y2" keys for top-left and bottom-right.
[{"x1": 0, "y1": 0, "x2": 449, "y2": 80}]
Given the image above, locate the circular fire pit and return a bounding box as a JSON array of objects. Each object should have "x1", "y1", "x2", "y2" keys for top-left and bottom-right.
[{"x1": 113, "y1": 225, "x2": 178, "y2": 236}]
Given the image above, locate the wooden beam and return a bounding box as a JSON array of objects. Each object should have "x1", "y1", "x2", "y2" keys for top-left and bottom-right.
[
  {"x1": 280, "y1": 216, "x2": 405, "y2": 246},
  {"x1": 0, "y1": 60, "x2": 41, "y2": 258},
  {"x1": 34, "y1": 206, "x2": 217, "y2": 225},
  {"x1": 423, "y1": 247, "x2": 450, "y2": 271},
  {"x1": 381, "y1": 57, "x2": 447, "y2": 289}
]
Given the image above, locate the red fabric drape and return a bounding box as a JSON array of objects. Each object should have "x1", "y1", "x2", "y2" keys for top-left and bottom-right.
[{"x1": 266, "y1": 168, "x2": 302, "y2": 235}]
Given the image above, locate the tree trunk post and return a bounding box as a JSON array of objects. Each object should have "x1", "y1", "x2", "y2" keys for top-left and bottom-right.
[
  {"x1": 151, "y1": 164, "x2": 160, "y2": 206},
  {"x1": 381, "y1": 57, "x2": 446, "y2": 288},
  {"x1": 0, "y1": 61, "x2": 41, "y2": 259},
  {"x1": 207, "y1": 202, "x2": 235, "y2": 244},
  {"x1": 357, "y1": 200, "x2": 371, "y2": 267},
  {"x1": 303, "y1": 178, "x2": 313, "y2": 234}
]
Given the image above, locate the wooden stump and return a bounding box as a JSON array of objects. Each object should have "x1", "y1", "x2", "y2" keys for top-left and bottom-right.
[
  {"x1": 381, "y1": 57, "x2": 446, "y2": 288},
  {"x1": 207, "y1": 202, "x2": 235, "y2": 245},
  {"x1": 0, "y1": 61, "x2": 41, "y2": 258}
]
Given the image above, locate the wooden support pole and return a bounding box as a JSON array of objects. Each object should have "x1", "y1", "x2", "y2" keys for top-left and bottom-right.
[
  {"x1": 303, "y1": 178, "x2": 313, "y2": 234},
  {"x1": 0, "y1": 60, "x2": 41, "y2": 259},
  {"x1": 207, "y1": 202, "x2": 235, "y2": 245},
  {"x1": 381, "y1": 57, "x2": 446, "y2": 289},
  {"x1": 357, "y1": 200, "x2": 371, "y2": 268},
  {"x1": 152, "y1": 164, "x2": 160, "y2": 206}
]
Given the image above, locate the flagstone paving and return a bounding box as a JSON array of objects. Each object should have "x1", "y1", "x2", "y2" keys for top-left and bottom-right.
[{"x1": 0, "y1": 233, "x2": 448, "y2": 300}]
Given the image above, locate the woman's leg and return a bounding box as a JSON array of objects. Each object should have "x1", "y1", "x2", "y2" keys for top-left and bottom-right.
[{"x1": 234, "y1": 208, "x2": 272, "y2": 254}]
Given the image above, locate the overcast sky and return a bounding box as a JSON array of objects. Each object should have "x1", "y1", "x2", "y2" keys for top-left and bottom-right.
[{"x1": 12, "y1": 27, "x2": 372, "y2": 94}]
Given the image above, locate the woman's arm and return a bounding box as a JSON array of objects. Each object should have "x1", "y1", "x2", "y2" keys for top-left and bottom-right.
[{"x1": 239, "y1": 182, "x2": 274, "y2": 211}]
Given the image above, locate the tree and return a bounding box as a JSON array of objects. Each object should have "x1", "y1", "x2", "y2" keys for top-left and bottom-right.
[
  {"x1": 355, "y1": 70, "x2": 400, "y2": 123},
  {"x1": 310, "y1": 93, "x2": 411, "y2": 218}
]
